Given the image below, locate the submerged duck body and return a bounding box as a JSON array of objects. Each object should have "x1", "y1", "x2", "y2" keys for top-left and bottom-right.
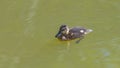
[{"x1": 55, "y1": 25, "x2": 93, "y2": 43}]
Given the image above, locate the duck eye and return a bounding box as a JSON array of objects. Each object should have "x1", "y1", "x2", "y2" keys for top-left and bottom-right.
[{"x1": 60, "y1": 27, "x2": 66, "y2": 31}]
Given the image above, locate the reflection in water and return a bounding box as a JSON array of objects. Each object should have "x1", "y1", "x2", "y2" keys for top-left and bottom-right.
[
  {"x1": 100, "y1": 48, "x2": 110, "y2": 57},
  {"x1": 94, "y1": 37, "x2": 120, "y2": 68},
  {"x1": 78, "y1": 51, "x2": 87, "y2": 61},
  {"x1": 0, "y1": 54, "x2": 20, "y2": 68},
  {"x1": 23, "y1": 0, "x2": 39, "y2": 37},
  {"x1": 25, "y1": 0, "x2": 39, "y2": 22},
  {"x1": 56, "y1": 44, "x2": 70, "y2": 62},
  {"x1": 57, "y1": 49, "x2": 67, "y2": 61}
]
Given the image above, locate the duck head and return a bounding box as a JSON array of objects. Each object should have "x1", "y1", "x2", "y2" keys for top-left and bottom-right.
[{"x1": 55, "y1": 25, "x2": 69, "y2": 38}]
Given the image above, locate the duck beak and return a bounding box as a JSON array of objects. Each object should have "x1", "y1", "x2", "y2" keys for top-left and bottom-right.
[
  {"x1": 55, "y1": 31, "x2": 61, "y2": 38},
  {"x1": 84, "y1": 29, "x2": 93, "y2": 34}
]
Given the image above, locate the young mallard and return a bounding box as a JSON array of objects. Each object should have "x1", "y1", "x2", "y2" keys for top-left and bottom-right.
[{"x1": 55, "y1": 25, "x2": 93, "y2": 43}]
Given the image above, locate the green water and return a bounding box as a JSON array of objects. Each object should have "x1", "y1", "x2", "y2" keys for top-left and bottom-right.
[{"x1": 0, "y1": 0, "x2": 120, "y2": 68}]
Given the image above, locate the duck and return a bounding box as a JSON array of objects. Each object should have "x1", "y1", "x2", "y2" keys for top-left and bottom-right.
[{"x1": 55, "y1": 25, "x2": 93, "y2": 43}]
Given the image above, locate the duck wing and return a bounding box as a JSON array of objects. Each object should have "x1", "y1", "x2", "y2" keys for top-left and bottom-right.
[{"x1": 69, "y1": 27, "x2": 86, "y2": 38}]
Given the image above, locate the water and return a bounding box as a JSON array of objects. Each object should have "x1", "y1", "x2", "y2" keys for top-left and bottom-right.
[{"x1": 0, "y1": 0, "x2": 120, "y2": 68}]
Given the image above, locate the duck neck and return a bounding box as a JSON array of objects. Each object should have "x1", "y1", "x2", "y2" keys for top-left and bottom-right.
[{"x1": 66, "y1": 27, "x2": 69, "y2": 34}]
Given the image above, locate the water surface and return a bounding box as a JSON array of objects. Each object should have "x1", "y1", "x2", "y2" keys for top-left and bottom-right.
[{"x1": 0, "y1": 0, "x2": 120, "y2": 68}]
